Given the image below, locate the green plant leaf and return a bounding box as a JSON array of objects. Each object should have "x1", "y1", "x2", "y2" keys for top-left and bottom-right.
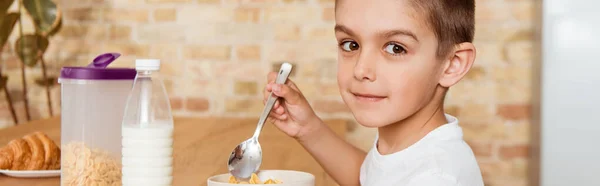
[
  {"x1": 49, "y1": 13, "x2": 61, "y2": 36},
  {"x1": 0, "y1": 0, "x2": 14, "y2": 15},
  {"x1": 23, "y1": 0, "x2": 61, "y2": 36},
  {"x1": 0, "y1": 75, "x2": 7, "y2": 91},
  {"x1": 15, "y1": 34, "x2": 49, "y2": 67},
  {"x1": 0, "y1": 13, "x2": 19, "y2": 48}
]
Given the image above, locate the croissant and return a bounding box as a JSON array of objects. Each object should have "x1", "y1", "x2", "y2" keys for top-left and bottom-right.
[{"x1": 0, "y1": 131, "x2": 61, "y2": 170}]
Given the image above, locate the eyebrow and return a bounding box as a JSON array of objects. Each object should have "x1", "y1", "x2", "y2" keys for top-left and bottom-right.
[
  {"x1": 381, "y1": 29, "x2": 419, "y2": 42},
  {"x1": 334, "y1": 25, "x2": 356, "y2": 37},
  {"x1": 334, "y1": 24, "x2": 419, "y2": 42}
]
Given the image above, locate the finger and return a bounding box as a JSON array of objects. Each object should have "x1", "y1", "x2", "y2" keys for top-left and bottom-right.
[
  {"x1": 270, "y1": 106, "x2": 284, "y2": 116},
  {"x1": 268, "y1": 111, "x2": 281, "y2": 120},
  {"x1": 263, "y1": 84, "x2": 273, "y2": 104},
  {"x1": 264, "y1": 71, "x2": 278, "y2": 103},
  {"x1": 275, "y1": 106, "x2": 285, "y2": 114},
  {"x1": 271, "y1": 84, "x2": 304, "y2": 105},
  {"x1": 266, "y1": 83, "x2": 273, "y2": 91},
  {"x1": 273, "y1": 100, "x2": 280, "y2": 109},
  {"x1": 276, "y1": 113, "x2": 288, "y2": 120},
  {"x1": 285, "y1": 79, "x2": 300, "y2": 92},
  {"x1": 270, "y1": 104, "x2": 286, "y2": 116},
  {"x1": 270, "y1": 115, "x2": 290, "y2": 132},
  {"x1": 267, "y1": 72, "x2": 278, "y2": 84},
  {"x1": 269, "y1": 110, "x2": 287, "y2": 120},
  {"x1": 285, "y1": 79, "x2": 307, "y2": 98}
]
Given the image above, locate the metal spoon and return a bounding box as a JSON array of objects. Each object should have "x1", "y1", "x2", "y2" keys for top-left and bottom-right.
[{"x1": 227, "y1": 62, "x2": 293, "y2": 179}]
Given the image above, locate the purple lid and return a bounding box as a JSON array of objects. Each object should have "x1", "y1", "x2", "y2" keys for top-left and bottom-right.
[
  {"x1": 59, "y1": 53, "x2": 137, "y2": 80},
  {"x1": 60, "y1": 67, "x2": 136, "y2": 80}
]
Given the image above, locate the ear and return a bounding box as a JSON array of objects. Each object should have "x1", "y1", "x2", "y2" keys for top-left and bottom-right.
[{"x1": 439, "y1": 42, "x2": 476, "y2": 87}]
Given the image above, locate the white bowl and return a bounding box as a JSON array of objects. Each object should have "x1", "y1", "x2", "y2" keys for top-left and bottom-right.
[{"x1": 207, "y1": 170, "x2": 315, "y2": 186}]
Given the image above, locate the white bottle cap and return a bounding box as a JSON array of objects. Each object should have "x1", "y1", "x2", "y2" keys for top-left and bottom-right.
[{"x1": 135, "y1": 59, "x2": 161, "y2": 71}]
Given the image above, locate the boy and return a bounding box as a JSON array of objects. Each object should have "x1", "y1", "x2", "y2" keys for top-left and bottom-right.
[{"x1": 263, "y1": 0, "x2": 484, "y2": 185}]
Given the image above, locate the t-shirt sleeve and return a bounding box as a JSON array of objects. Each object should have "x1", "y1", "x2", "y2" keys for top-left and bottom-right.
[{"x1": 407, "y1": 170, "x2": 460, "y2": 186}]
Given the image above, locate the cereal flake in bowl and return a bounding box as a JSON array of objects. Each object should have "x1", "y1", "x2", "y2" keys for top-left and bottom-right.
[{"x1": 207, "y1": 170, "x2": 315, "y2": 186}]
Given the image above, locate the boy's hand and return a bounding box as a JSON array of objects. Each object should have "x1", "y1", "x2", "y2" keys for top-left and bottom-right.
[
  {"x1": 264, "y1": 72, "x2": 365, "y2": 186},
  {"x1": 263, "y1": 72, "x2": 321, "y2": 142}
]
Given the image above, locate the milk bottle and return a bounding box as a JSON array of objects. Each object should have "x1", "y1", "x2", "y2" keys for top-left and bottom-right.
[{"x1": 121, "y1": 59, "x2": 174, "y2": 186}]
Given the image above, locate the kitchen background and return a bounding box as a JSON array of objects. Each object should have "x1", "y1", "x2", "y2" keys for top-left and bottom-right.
[{"x1": 0, "y1": 0, "x2": 536, "y2": 185}]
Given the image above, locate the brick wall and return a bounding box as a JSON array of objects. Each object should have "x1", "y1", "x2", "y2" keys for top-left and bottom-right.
[{"x1": 0, "y1": 0, "x2": 536, "y2": 185}]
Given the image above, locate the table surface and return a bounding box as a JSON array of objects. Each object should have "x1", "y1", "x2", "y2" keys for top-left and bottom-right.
[{"x1": 0, "y1": 116, "x2": 346, "y2": 186}]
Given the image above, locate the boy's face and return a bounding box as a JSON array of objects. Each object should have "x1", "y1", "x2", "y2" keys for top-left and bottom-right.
[{"x1": 335, "y1": 0, "x2": 445, "y2": 127}]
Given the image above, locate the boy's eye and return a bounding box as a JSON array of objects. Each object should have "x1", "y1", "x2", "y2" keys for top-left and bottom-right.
[
  {"x1": 384, "y1": 43, "x2": 406, "y2": 55},
  {"x1": 340, "y1": 41, "x2": 360, "y2": 52}
]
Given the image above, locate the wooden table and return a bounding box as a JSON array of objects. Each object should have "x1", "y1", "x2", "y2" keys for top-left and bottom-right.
[{"x1": 0, "y1": 117, "x2": 346, "y2": 186}]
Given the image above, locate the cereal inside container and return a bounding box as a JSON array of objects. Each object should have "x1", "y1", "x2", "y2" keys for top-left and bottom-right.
[
  {"x1": 61, "y1": 142, "x2": 122, "y2": 185},
  {"x1": 58, "y1": 54, "x2": 136, "y2": 186}
]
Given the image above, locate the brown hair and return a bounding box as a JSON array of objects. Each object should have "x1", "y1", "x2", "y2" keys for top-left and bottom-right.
[
  {"x1": 409, "y1": 0, "x2": 475, "y2": 58},
  {"x1": 335, "y1": 0, "x2": 475, "y2": 59}
]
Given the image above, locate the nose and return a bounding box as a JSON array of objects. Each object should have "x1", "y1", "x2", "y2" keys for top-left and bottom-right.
[{"x1": 353, "y1": 50, "x2": 377, "y2": 82}]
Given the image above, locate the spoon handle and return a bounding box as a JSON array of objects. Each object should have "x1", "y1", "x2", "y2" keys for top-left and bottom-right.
[{"x1": 253, "y1": 63, "x2": 293, "y2": 139}]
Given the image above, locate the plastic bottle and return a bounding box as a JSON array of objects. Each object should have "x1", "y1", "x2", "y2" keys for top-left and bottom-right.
[{"x1": 121, "y1": 59, "x2": 174, "y2": 186}]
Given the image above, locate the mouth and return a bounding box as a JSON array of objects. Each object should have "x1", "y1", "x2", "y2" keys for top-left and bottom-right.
[{"x1": 351, "y1": 92, "x2": 387, "y2": 102}]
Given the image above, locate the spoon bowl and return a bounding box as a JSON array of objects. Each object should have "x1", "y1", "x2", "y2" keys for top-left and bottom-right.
[
  {"x1": 227, "y1": 63, "x2": 293, "y2": 179},
  {"x1": 227, "y1": 137, "x2": 262, "y2": 179}
]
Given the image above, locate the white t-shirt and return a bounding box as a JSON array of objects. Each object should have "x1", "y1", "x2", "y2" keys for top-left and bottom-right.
[{"x1": 359, "y1": 114, "x2": 484, "y2": 186}]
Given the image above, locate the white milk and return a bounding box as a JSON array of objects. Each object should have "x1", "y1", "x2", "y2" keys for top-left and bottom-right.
[
  {"x1": 122, "y1": 125, "x2": 173, "y2": 185},
  {"x1": 122, "y1": 126, "x2": 174, "y2": 138},
  {"x1": 122, "y1": 167, "x2": 173, "y2": 177},
  {"x1": 122, "y1": 176, "x2": 173, "y2": 186},
  {"x1": 122, "y1": 147, "x2": 173, "y2": 157},
  {"x1": 122, "y1": 156, "x2": 172, "y2": 167},
  {"x1": 122, "y1": 138, "x2": 173, "y2": 147}
]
